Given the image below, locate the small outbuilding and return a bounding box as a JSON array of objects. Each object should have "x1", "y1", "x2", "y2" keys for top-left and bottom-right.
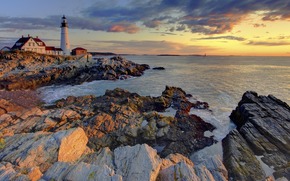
[{"x1": 71, "y1": 47, "x2": 87, "y2": 56}]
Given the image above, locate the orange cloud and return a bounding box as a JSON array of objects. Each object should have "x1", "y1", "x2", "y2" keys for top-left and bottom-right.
[{"x1": 108, "y1": 23, "x2": 140, "y2": 34}]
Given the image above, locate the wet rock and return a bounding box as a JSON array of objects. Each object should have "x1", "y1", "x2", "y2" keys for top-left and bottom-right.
[{"x1": 224, "y1": 91, "x2": 290, "y2": 180}]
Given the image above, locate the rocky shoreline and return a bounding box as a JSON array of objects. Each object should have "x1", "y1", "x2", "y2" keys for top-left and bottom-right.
[
  {"x1": 0, "y1": 51, "x2": 289, "y2": 180},
  {"x1": 0, "y1": 51, "x2": 149, "y2": 90}
]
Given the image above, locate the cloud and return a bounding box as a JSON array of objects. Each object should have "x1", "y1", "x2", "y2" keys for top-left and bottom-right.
[
  {"x1": 247, "y1": 41, "x2": 290, "y2": 46},
  {"x1": 108, "y1": 22, "x2": 140, "y2": 34},
  {"x1": 195, "y1": 36, "x2": 246, "y2": 41},
  {"x1": 2, "y1": 0, "x2": 290, "y2": 35},
  {"x1": 81, "y1": 0, "x2": 290, "y2": 35},
  {"x1": 253, "y1": 23, "x2": 266, "y2": 28},
  {"x1": 0, "y1": 36, "x2": 19, "y2": 48},
  {"x1": 92, "y1": 40, "x2": 214, "y2": 54},
  {"x1": 143, "y1": 20, "x2": 162, "y2": 28}
]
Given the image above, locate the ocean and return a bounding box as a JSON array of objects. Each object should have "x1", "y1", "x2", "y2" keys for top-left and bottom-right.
[{"x1": 38, "y1": 55, "x2": 290, "y2": 162}]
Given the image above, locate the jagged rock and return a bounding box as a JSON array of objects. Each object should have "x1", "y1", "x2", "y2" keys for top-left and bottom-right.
[
  {"x1": 82, "y1": 147, "x2": 114, "y2": 169},
  {"x1": 225, "y1": 91, "x2": 290, "y2": 180},
  {"x1": 0, "y1": 86, "x2": 216, "y2": 158},
  {"x1": 223, "y1": 129, "x2": 266, "y2": 181},
  {"x1": 52, "y1": 86, "x2": 216, "y2": 157},
  {"x1": 114, "y1": 144, "x2": 162, "y2": 181},
  {"x1": 161, "y1": 153, "x2": 194, "y2": 170},
  {"x1": 0, "y1": 127, "x2": 88, "y2": 172},
  {"x1": 158, "y1": 161, "x2": 200, "y2": 181},
  {"x1": 195, "y1": 155, "x2": 228, "y2": 181},
  {"x1": 64, "y1": 162, "x2": 122, "y2": 181},
  {"x1": 0, "y1": 99, "x2": 24, "y2": 116},
  {"x1": 41, "y1": 162, "x2": 122, "y2": 181},
  {"x1": 0, "y1": 52, "x2": 149, "y2": 90},
  {"x1": 0, "y1": 162, "x2": 29, "y2": 181},
  {"x1": 195, "y1": 165, "x2": 215, "y2": 181}
]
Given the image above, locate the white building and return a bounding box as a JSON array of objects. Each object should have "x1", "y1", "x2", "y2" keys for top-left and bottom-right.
[
  {"x1": 11, "y1": 35, "x2": 63, "y2": 55},
  {"x1": 60, "y1": 15, "x2": 70, "y2": 55}
]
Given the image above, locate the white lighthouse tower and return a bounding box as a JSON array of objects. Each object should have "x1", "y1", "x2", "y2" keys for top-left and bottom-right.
[{"x1": 60, "y1": 15, "x2": 70, "y2": 55}]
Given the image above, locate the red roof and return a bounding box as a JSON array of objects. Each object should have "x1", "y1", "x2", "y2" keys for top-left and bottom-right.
[
  {"x1": 11, "y1": 37, "x2": 30, "y2": 49},
  {"x1": 45, "y1": 46, "x2": 62, "y2": 51},
  {"x1": 12, "y1": 36, "x2": 46, "y2": 49},
  {"x1": 33, "y1": 38, "x2": 46, "y2": 46},
  {"x1": 45, "y1": 46, "x2": 55, "y2": 51}
]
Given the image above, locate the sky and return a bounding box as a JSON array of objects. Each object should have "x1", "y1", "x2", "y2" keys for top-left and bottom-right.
[{"x1": 1, "y1": 0, "x2": 290, "y2": 56}]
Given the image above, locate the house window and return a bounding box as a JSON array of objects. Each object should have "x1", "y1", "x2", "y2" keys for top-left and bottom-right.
[{"x1": 29, "y1": 43, "x2": 31, "y2": 46}]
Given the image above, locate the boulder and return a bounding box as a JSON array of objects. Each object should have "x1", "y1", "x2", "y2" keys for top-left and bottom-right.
[
  {"x1": 158, "y1": 161, "x2": 200, "y2": 181},
  {"x1": 224, "y1": 91, "x2": 290, "y2": 180},
  {"x1": 0, "y1": 127, "x2": 88, "y2": 172},
  {"x1": 64, "y1": 162, "x2": 122, "y2": 181},
  {"x1": 41, "y1": 162, "x2": 122, "y2": 181},
  {"x1": 195, "y1": 155, "x2": 228, "y2": 181},
  {"x1": 114, "y1": 144, "x2": 162, "y2": 181}
]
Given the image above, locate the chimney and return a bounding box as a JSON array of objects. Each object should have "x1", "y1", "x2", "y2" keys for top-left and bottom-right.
[
  {"x1": 22, "y1": 35, "x2": 24, "y2": 38},
  {"x1": 28, "y1": 34, "x2": 30, "y2": 37},
  {"x1": 36, "y1": 36, "x2": 38, "y2": 38}
]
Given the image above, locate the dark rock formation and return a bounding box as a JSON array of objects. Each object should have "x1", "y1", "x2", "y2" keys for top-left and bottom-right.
[
  {"x1": 223, "y1": 91, "x2": 290, "y2": 180},
  {"x1": 153, "y1": 67, "x2": 165, "y2": 70},
  {"x1": 0, "y1": 51, "x2": 149, "y2": 90}
]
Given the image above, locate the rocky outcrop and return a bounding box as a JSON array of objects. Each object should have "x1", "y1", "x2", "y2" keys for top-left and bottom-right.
[
  {"x1": 41, "y1": 144, "x2": 226, "y2": 181},
  {"x1": 0, "y1": 51, "x2": 149, "y2": 90},
  {"x1": 0, "y1": 85, "x2": 223, "y2": 180},
  {"x1": 223, "y1": 91, "x2": 290, "y2": 180},
  {"x1": 0, "y1": 127, "x2": 88, "y2": 173},
  {"x1": 0, "y1": 86, "x2": 215, "y2": 157},
  {"x1": 53, "y1": 86, "x2": 215, "y2": 157},
  {"x1": 114, "y1": 144, "x2": 161, "y2": 181}
]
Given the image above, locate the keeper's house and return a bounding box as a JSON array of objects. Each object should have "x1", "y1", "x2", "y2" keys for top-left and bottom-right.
[{"x1": 11, "y1": 35, "x2": 63, "y2": 55}]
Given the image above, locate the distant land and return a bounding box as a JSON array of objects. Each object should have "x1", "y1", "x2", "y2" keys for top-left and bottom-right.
[
  {"x1": 88, "y1": 52, "x2": 207, "y2": 57},
  {"x1": 157, "y1": 54, "x2": 206, "y2": 57},
  {"x1": 89, "y1": 52, "x2": 117, "y2": 56}
]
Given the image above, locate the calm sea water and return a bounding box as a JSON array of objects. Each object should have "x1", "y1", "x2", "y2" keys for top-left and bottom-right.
[{"x1": 38, "y1": 55, "x2": 290, "y2": 161}]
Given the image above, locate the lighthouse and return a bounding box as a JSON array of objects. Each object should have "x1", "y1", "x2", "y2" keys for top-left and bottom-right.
[{"x1": 60, "y1": 15, "x2": 70, "y2": 55}]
